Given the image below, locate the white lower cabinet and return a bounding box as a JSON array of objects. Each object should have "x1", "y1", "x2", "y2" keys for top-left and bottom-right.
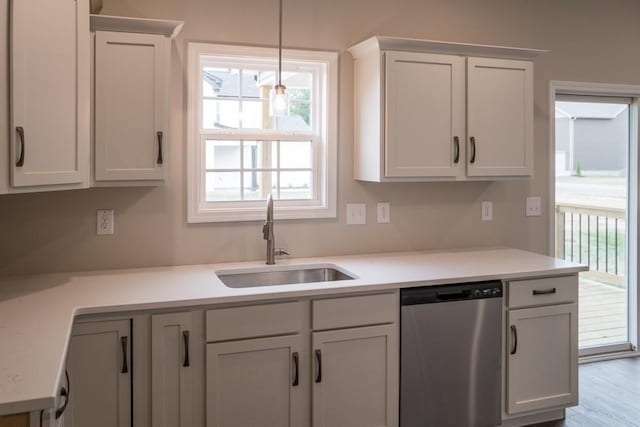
[
  {"x1": 506, "y1": 301, "x2": 578, "y2": 414},
  {"x1": 65, "y1": 320, "x2": 131, "y2": 427},
  {"x1": 312, "y1": 324, "x2": 398, "y2": 427},
  {"x1": 206, "y1": 335, "x2": 307, "y2": 427},
  {"x1": 59, "y1": 283, "x2": 580, "y2": 426},
  {"x1": 505, "y1": 276, "x2": 579, "y2": 423},
  {"x1": 152, "y1": 312, "x2": 201, "y2": 427},
  {"x1": 204, "y1": 293, "x2": 399, "y2": 427}
]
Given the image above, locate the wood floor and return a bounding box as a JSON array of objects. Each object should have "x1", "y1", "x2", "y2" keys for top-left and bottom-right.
[
  {"x1": 531, "y1": 357, "x2": 640, "y2": 427},
  {"x1": 580, "y1": 279, "x2": 627, "y2": 347}
]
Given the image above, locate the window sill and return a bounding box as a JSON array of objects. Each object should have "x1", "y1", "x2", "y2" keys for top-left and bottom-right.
[{"x1": 187, "y1": 204, "x2": 336, "y2": 223}]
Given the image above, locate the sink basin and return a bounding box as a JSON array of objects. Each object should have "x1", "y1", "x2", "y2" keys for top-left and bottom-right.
[{"x1": 216, "y1": 264, "x2": 356, "y2": 288}]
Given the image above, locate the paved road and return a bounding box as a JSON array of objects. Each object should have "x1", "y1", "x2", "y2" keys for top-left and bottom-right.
[{"x1": 556, "y1": 176, "x2": 626, "y2": 210}]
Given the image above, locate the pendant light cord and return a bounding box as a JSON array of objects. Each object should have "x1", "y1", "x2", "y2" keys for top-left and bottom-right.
[{"x1": 278, "y1": 0, "x2": 283, "y2": 87}]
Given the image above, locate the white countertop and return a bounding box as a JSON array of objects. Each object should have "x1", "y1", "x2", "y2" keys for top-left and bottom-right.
[{"x1": 0, "y1": 247, "x2": 586, "y2": 415}]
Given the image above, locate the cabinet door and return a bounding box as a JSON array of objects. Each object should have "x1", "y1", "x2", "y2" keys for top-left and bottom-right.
[
  {"x1": 151, "y1": 312, "x2": 196, "y2": 427},
  {"x1": 95, "y1": 31, "x2": 167, "y2": 181},
  {"x1": 507, "y1": 304, "x2": 578, "y2": 414},
  {"x1": 65, "y1": 320, "x2": 131, "y2": 427},
  {"x1": 10, "y1": 0, "x2": 89, "y2": 188},
  {"x1": 312, "y1": 324, "x2": 398, "y2": 427},
  {"x1": 206, "y1": 335, "x2": 307, "y2": 427},
  {"x1": 385, "y1": 51, "x2": 465, "y2": 178},
  {"x1": 467, "y1": 57, "x2": 533, "y2": 177}
]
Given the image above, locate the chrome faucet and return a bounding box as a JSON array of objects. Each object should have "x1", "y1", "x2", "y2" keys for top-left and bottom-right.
[{"x1": 263, "y1": 194, "x2": 289, "y2": 265}]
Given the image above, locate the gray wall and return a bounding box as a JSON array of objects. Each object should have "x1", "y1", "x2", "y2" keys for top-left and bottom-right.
[
  {"x1": 575, "y1": 115, "x2": 628, "y2": 171},
  {"x1": 555, "y1": 113, "x2": 628, "y2": 172},
  {"x1": 3, "y1": 0, "x2": 640, "y2": 276},
  {"x1": 556, "y1": 117, "x2": 570, "y2": 153}
]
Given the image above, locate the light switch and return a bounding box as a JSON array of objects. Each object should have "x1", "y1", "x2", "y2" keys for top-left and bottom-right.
[
  {"x1": 526, "y1": 196, "x2": 542, "y2": 217},
  {"x1": 481, "y1": 201, "x2": 493, "y2": 221},
  {"x1": 377, "y1": 202, "x2": 390, "y2": 223},
  {"x1": 346, "y1": 203, "x2": 366, "y2": 225}
]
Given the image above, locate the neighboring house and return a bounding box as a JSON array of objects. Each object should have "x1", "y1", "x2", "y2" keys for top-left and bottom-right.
[{"x1": 556, "y1": 102, "x2": 628, "y2": 175}]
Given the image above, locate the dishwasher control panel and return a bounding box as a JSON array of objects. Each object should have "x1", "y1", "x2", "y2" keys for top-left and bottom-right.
[{"x1": 401, "y1": 281, "x2": 503, "y2": 305}]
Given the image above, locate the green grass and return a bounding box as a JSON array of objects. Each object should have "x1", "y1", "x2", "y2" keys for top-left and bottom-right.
[{"x1": 561, "y1": 216, "x2": 626, "y2": 276}]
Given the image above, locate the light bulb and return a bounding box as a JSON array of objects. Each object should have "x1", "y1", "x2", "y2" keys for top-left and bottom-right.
[
  {"x1": 273, "y1": 93, "x2": 287, "y2": 113},
  {"x1": 270, "y1": 84, "x2": 288, "y2": 117}
]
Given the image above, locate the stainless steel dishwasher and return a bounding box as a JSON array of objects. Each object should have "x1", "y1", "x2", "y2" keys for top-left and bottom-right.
[{"x1": 400, "y1": 281, "x2": 503, "y2": 427}]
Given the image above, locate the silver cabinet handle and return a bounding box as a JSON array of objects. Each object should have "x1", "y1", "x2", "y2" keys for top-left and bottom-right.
[
  {"x1": 453, "y1": 136, "x2": 460, "y2": 164},
  {"x1": 510, "y1": 325, "x2": 518, "y2": 355},
  {"x1": 16, "y1": 127, "x2": 25, "y2": 167},
  {"x1": 157, "y1": 131, "x2": 164, "y2": 165},
  {"x1": 470, "y1": 136, "x2": 476, "y2": 164},
  {"x1": 183, "y1": 331, "x2": 190, "y2": 367}
]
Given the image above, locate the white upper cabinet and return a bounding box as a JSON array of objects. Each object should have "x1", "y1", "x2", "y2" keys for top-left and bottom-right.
[
  {"x1": 8, "y1": 0, "x2": 89, "y2": 189},
  {"x1": 385, "y1": 52, "x2": 465, "y2": 178},
  {"x1": 94, "y1": 31, "x2": 168, "y2": 182},
  {"x1": 348, "y1": 36, "x2": 544, "y2": 182},
  {"x1": 467, "y1": 57, "x2": 533, "y2": 177}
]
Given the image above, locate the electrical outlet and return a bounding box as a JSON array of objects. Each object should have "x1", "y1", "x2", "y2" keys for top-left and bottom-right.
[
  {"x1": 97, "y1": 209, "x2": 114, "y2": 235},
  {"x1": 526, "y1": 196, "x2": 542, "y2": 217},
  {"x1": 377, "y1": 202, "x2": 390, "y2": 223},
  {"x1": 346, "y1": 203, "x2": 366, "y2": 225},
  {"x1": 482, "y1": 201, "x2": 493, "y2": 221}
]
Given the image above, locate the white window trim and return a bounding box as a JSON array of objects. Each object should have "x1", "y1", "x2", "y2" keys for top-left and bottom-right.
[{"x1": 187, "y1": 42, "x2": 338, "y2": 223}]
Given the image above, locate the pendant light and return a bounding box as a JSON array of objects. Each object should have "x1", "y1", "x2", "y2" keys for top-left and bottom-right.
[{"x1": 270, "y1": 0, "x2": 288, "y2": 117}]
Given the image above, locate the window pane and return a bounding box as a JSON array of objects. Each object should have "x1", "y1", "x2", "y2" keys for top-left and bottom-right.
[
  {"x1": 289, "y1": 86, "x2": 311, "y2": 102},
  {"x1": 279, "y1": 171, "x2": 312, "y2": 200},
  {"x1": 289, "y1": 101, "x2": 311, "y2": 128},
  {"x1": 280, "y1": 141, "x2": 312, "y2": 169},
  {"x1": 206, "y1": 172, "x2": 241, "y2": 201},
  {"x1": 205, "y1": 140, "x2": 240, "y2": 169},
  {"x1": 241, "y1": 70, "x2": 261, "y2": 98},
  {"x1": 203, "y1": 67, "x2": 239, "y2": 98},
  {"x1": 243, "y1": 141, "x2": 277, "y2": 169},
  {"x1": 203, "y1": 99, "x2": 240, "y2": 129},
  {"x1": 241, "y1": 101, "x2": 265, "y2": 129},
  {"x1": 273, "y1": 104, "x2": 312, "y2": 131},
  {"x1": 243, "y1": 171, "x2": 277, "y2": 200}
]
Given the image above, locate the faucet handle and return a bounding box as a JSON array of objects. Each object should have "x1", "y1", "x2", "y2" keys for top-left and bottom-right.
[{"x1": 275, "y1": 248, "x2": 290, "y2": 257}]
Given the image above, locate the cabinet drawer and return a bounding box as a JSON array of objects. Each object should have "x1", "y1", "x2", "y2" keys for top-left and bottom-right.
[
  {"x1": 508, "y1": 275, "x2": 577, "y2": 308},
  {"x1": 206, "y1": 302, "x2": 304, "y2": 342},
  {"x1": 312, "y1": 293, "x2": 396, "y2": 330}
]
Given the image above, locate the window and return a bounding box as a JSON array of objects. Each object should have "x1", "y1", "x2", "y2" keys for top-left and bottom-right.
[{"x1": 187, "y1": 43, "x2": 337, "y2": 222}]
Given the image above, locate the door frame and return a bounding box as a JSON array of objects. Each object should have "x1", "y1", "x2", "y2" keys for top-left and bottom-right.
[{"x1": 548, "y1": 81, "x2": 640, "y2": 358}]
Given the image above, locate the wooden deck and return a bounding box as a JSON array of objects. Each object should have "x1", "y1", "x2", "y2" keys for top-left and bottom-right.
[{"x1": 579, "y1": 277, "x2": 627, "y2": 348}]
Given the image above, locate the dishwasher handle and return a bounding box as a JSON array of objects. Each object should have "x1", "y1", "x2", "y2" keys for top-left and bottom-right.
[{"x1": 435, "y1": 290, "x2": 471, "y2": 301}]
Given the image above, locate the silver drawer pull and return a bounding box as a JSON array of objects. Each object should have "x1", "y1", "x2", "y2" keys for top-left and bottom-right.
[{"x1": 532, "y1": 288, "x2": 556, "y2": 296}]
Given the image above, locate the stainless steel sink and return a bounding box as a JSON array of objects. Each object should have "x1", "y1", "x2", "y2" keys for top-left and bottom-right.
[{"x1": 216, "y1": 265, "x2": 356, "y2": 288}]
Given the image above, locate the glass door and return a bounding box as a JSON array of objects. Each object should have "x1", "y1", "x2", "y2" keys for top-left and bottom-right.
[{"x1": 554, "y1": 95, "x2": 632, "y2": 355}]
